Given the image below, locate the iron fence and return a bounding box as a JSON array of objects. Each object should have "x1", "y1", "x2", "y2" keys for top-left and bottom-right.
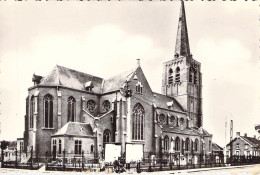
[{"x1": 1, "y1": 149, "x2": 260, "y2": 172}]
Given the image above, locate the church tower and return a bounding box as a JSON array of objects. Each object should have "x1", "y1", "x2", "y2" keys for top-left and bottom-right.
[{"x1": 162, "y1": 0, "x2": 202, "y2": 128}]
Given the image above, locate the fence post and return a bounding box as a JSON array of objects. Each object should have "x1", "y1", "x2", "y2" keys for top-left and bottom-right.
[
  {"x1": 62, "y1": 149, "x2": 65, "y2": 171},
  {"x1": 30, "y1": 147, "x2": 33, "y2": 170},
  {"x1": 1, "y1": 148, "x2": 4, "y2": 167},
  {"x1": 15, "y1": 148, "x2": 18, "y2": 168},
  {"x1": 148, "y1": 152, "x2": 152, "y2": 172},
  {"x1": 82, "y1": 151, "x2": 84, "y2": 170}
]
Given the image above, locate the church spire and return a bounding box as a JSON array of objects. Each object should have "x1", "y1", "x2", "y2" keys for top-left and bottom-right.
[{"x1": 175, "y1": 0, "x2": 190, "y2": 57}]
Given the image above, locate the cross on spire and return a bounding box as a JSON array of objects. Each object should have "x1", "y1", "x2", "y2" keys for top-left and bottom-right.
[{"x1": 175, "y1": 0, "x2": 190, "y2": 58}]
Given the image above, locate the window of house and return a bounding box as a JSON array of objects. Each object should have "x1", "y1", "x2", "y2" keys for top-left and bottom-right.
[
  {"x1": 181, "y1": 139, "x2": 185, "y2": 155},
  {"x1": 236, "y1": 150, "x2": 240, "y2": 156},
  {"x1": 86, "y1": 86, "x2": 92, "y2": 92},
  {"x1": 20, "y1": 142, "x2": 24, "y2": 152},
  {"x1": 175, "y1": 137, "x2": 180, "y2": 151},
  {"x1": 103, "y1": 129, "x2": 110, "y2": 143},
  {"x1": 74, "y1": 139, "x2": 82, "y2": 154},
  {"x1": 52, "y1": 139, "x2": 57, "y2": 155},
  {"x1": 186, "y1": 118, "x2": 189, "y2": 128},
  {"x1": 209, "y1": 140, "x2": 211, "y2": 151},
  {"x1": 91, "y1": 144, "x2": 94, "y2": 153},
  {"x1": 168, "y1": 68, "x2": 173, "y2": 84},
  {"x1": 132, "y1": 103, "x2": 145, "y2": 140},
  {"x1": 170, "y1": 116, "x2": 175, "y2": 126},
  {"x1": 30, "y1": 96, "x2": 35, "y2": 128},
  {"x1": 189, "y1": 67, "x2": 194, "y2": 83},
  {"x1": 86, "y1": 100, "x2": 96, "y2": 113},
  {"x1": 68, "y1": 96, "x2": 76, "y2": 122},
  {"x1": 175, "y1": 67, "x2": 180, "y2": 83},
  {"x1": 236, "y1": 143, "x2": 239, "y2": 149},
  {"x1": 185, "y1": 138, "x2": 190, "y2": 151},
  {"x1": 158, "y1": 114, "x2": 166, "y2": 125},
  {"x1": 164, "y1": 136, "x2": 169, "y2": 151},
  {"x1": 44, "y1": 94, "x2": 53, "y2": 128},
  {"x1": 179, "y1": 117, "x2": 185, "y2": 126},
  {"x1": 247, "y1": 151, "x2": 250, "y2": 156},
  {"x1": 191, "y1": 140, "x2": 194, "y2": 152},
  {"x1": 245, "y1": 144, "x2": 248, "y2": 150},
  {"x1": 194, "y1": 70, "x2": 198, "y2": 84},
  {"x1": 103, "y1": 100, "x2": 111, "y2": 112},
  {"x1": 195, "y1": 139, "x2": 199, "y2": 152},
  {"x1": 58, "y1": 139, "x2": 62, "y2": 154},
  {"x1": 136, "y1": 82, "x2": 143, "y2": 94}
]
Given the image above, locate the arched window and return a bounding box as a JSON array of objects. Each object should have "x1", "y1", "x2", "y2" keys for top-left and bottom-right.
[
  {"x1": 132, "y1": 103, "x2": 145, "y2": 140},
  {"x1": 179, "y1": 117, "x2": 185, "y2": 126},
  {"x1": 103, "y1": 100, "x2": 111, "y2": 112},
  {"x1": 103, "y1": 129, "x2": 110, "y2": 143},
  {"x1": 58, "y1": 139, "x2": 62, "y2": 154},
  {"x1": 90, "y1": 144, "x2": 94, "y2": 153},
  {"x1": 182, "y1": 139, "x2": 185, "y2": 154},
  {"x1": 30, "y1": 96, "x2": 35, "y2": 128},
  {"x1": 194, "y1": 69, "x2": 198, "y2": 84},
  {"x1": 44, "y1": 94, "x2": 53, "y2": 128},
  {"x1": 87, "y1": 100, "x2": 96, "y2": 113},
  {"x1": 191, "y1": 140, "x2": 194, "y2": 152},
  {"x1": 164, "y1": 135, "x2": 169, "y2": 151},
  {"x1": 52, "y1": 139, "x2": 57, "y2": 156},
  {"x1": 168, "y1": 68, "x2": 173, "y2": 84},
  {"x1": 189, "y1": 67, "x2": 194, "y2": 83},
  {"x1": 68, "y1": 96, "x2": 76, "y2": 122},
  {"x1": 175, "y1": 137, "x2": 180, "y2": 151},
  {"x1": 170, "y1": 116, "x2": 176, "y2": 126},
  {"x1": 195, "y1": 139, "x2": 199, "y2": 152},
  {"x1": 158, "y1": 114, "x2": 166, "y2": 125},
  {"x1": 175, "y1": 67, "x2": 180, "y2": 83},
  {"x1": 185, "y1": 138, "x2": 190, "y2": 151}
]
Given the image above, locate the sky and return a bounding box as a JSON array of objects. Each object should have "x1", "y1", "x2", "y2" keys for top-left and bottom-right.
[{"x1": 0, "y1": 1, "x2": 259, "y2": 148}]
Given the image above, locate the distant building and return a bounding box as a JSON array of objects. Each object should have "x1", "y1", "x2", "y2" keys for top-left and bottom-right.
[
  {"x1": 226, "y1": 132, "x2": 260, "y2": 157},
  {"x1": 212, "y1": 142, "x2": 223, "y2": 162}
]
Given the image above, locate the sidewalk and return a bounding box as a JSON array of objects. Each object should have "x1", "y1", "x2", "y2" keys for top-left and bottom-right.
[
  {"x1": 1, "y1": 164, "x2": 259, "y2": 174},
  {"x1": 153, "y1": 164, "x2": 257, "y2": 174}
]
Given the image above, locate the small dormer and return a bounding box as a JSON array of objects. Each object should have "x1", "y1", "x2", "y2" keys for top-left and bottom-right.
[
  {"x1": 85, "y1": 81, "x2": 94, "y2": 92},
  {"x1": 32, "y1": 73, "x2": 43, "y2": 85},
  {"x1": 166, "y1": 101, "x2": 173, "y2": 109}
]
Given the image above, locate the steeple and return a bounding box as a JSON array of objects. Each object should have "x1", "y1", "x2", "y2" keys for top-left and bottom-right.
[{"x1": 175, "y1": 0, "x2": 190, "y2": 57}]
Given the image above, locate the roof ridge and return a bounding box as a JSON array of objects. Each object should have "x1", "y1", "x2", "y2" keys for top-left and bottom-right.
[
  {"x1": 56, "y1": 65, "x2": 103, "y2": 80},
  {"x1": 104, "y1": 68, "x2": 136, "y2": 81}
]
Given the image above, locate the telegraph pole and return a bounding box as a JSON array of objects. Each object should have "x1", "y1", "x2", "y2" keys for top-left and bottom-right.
[{"x1": 230, "y1": 120, "x2": 233, "y2": 161}]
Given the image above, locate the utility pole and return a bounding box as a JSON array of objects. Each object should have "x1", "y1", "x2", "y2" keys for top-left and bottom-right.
[{"x1": 230, "y1": 120, "x2": 233, "y2": 162}]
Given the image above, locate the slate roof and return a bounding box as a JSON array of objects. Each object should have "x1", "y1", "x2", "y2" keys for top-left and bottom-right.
[
  {"x1": 40, "y1": 65, "x2": 103, "y2": 93},
  {"x1": 153, "y1": 92, "x2": 185, "y2": 112},
  {"x1": 102, "y1": 68, "x2": 136, "y2": 93},
  {"x1": 52, "y1": 122, "x2": 94, "y2": 137},
  {"x1": 241, "y1": 136, "x2": 260, "y2": 149},
  {"x1": 162, "y1": 126, "x2": 201, "y2": 136},
  {"x1": 212, "y1": 142, "x2": 223, "y2": 151},
  {"x1": 38, "y1": 65, "x2": 137, "y2": 94},
  {"x1": 227, "y1": 136, "x2": 260, "y2": 149}
]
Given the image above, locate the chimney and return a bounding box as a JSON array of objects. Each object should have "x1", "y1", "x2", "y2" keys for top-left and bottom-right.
[
  {"x1": 236, "y1": 132, "x2": 240, "y2": 137},
  {"x1": 244, "y1": 133, "x2": 247, "y2": 137},
  {"x1": 137, "y1": 59, "x2": 140, "y2": 67}
]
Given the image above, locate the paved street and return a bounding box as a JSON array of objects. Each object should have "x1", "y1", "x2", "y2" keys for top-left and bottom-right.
[{"x1": 1, "y1": 164, "x2": 260, "y2": 174}]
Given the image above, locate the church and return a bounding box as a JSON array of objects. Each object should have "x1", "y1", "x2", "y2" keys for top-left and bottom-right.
[{"x1": 22, "y1": 1, "x2": 213, "y2": 164}]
